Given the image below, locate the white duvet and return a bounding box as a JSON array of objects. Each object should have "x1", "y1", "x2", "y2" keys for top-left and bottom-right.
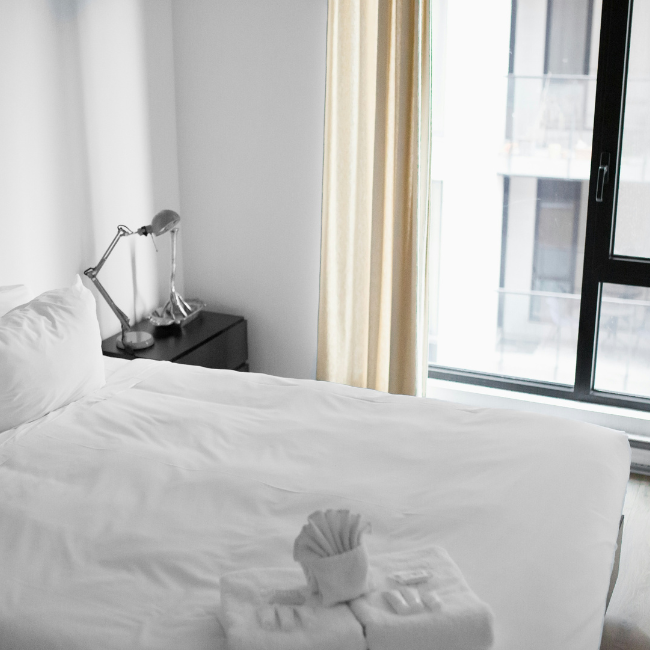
[{"x1": 0, "y1": 360, "x2": 630, "y2": 650}]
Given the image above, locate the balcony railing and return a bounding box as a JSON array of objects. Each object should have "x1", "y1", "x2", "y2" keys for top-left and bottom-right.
[
  {"x1": 500, "y1": 73, "x2": 650, "y2": 182},
  {"x1": 429, "y1": 287, "x2": 650, "y2": 389},
  {"x1": 499, "y1": 74, "x2": 597, "y2": 179}
]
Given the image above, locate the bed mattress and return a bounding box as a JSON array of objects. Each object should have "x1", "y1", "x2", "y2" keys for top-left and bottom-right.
[{"x1": 0, "y1": 360, "x2": 630, "y2": 649}]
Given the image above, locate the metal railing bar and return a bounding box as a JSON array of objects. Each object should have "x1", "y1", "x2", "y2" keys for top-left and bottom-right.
[
  {"x1": 495, "y1": 288, "x2": 650, "y2": 307},
  {"x1": 505, "y1": 73, "x2": 598, "y2": 80}
]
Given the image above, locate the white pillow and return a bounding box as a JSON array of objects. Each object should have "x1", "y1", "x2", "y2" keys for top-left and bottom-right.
[
  {"x1": 0, "y1": 276, "x2": 105, "y2": 433},
  {"x1": 0, "y1": 284, "x2": 34, "y2": 317}
]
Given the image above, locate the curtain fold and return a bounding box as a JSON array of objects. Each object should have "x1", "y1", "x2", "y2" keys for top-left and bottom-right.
[{"x1": 317, "y1": 0, "x2": 432, "y2": 396}]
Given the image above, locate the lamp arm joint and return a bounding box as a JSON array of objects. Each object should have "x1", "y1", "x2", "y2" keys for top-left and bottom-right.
[{"x1": 83, "y1": 225, "x2": 135, "y2": 334}]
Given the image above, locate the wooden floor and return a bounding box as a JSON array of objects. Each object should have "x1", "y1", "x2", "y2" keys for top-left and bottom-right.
[{"x1": 601, "y1": 473, "x2": 650, "y2": 650}]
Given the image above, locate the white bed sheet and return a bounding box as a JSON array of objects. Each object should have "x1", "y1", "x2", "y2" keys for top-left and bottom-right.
[
  {"x1": 0, "y1": 360, "x2": 630, "y2": 650},
  {"x1": 103, "y1": 355, "x2": 130, "y2": 379}
]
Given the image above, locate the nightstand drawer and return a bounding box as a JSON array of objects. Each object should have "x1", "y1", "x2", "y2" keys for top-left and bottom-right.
[
  {"x1": 102, "y1": 311, "x2": 248, "y2": 370},
  {"x1": 175, "y1": 319, "x2": 247, "y2": 370}
]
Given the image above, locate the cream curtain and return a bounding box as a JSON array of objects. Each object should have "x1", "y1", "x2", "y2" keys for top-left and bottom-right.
[{"x1": 317, "y1": 0, "x2": 432, "y2": 396}]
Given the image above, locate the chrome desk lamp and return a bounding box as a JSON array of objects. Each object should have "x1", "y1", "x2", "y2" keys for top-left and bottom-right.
[
  {"x1": 149, "y1": 223, "x2": 205, "y2": 327},
  {"x1": 84, "y1": 210, "x2": 182, "y2": 350}
]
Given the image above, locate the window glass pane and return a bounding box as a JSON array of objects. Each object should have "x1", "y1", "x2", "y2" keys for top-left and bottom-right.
[
  {"x1": 613, "y1": 0, "x2": 650, "y2": 258},
  {"x1": 594, "y1": 283, "x2": 650, "y2": 397},
  {"x1": 429, "y1": 0, "x2": 599, "y2": 384},
  {"x1": 545, "y1": 0, "x2": 593, "y2": 75}
]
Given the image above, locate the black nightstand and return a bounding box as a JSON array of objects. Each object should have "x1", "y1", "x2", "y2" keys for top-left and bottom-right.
[{"x1": 102, "y1": 311, "x2": 248, "y2": 371}]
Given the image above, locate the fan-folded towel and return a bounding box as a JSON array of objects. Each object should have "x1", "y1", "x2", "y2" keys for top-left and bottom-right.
[
  {"x1": 293, "y1": 509, "x2": 371, "y2": 606},
  {"x1": 219, "y1": 567, "x2": 366, "y2": 650},
  {"x1": 349, "y1": 546, "x2": 495, "y2": 650}
]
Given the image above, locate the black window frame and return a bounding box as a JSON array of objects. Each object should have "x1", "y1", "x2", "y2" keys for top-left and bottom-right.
[{"x1": 428, "y1": 0, "x2": 650, "y2": 413}]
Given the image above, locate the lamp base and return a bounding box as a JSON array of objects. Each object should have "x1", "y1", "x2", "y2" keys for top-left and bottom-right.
[
  {"x1": 148, "y1": 297, "x2": 205, "y2": 327},
  {"x1": 116, "y1": 330, "x2": 155, "y2": 350}
]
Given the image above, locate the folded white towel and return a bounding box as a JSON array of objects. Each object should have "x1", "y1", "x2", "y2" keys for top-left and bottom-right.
[
  {"x1": 293, "y1": 509, "x2": 371, "y2": 606},
  {"x1": 220, "y1": 567, "x2": 366, "y2": 650},
  {"x1": 349, "y1": 546, "x2": 495, "y2": 650}
]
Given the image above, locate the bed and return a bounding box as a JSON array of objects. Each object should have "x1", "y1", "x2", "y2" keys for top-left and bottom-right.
[{"x1": 0, "y1": 280, "x2": 631, "y2": 650}]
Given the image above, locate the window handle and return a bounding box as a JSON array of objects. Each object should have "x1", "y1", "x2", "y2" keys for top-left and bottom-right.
[{"x1": 595, "y1": 152, "x2": 610, "y2": 203}]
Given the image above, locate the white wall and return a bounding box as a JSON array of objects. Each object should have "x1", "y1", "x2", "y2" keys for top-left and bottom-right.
[
  {"x1": 0, "y1": 0, "x2": 181, "y2": 338},
  {"x1": 0, "y1": 0, "x2": 90, "y2": 297},
  {"x1": 171, "y1": 0, "x2": 328, "y2": 379},
  {"x1": 0, "y1": 0, "x2": 327, "y2": 373},
  {"x1": 141, "y1": 0, "x2": 184, "y2": 304},
  {"x1": 76, "y1": 0, "x2": 167, "y2": 332}
]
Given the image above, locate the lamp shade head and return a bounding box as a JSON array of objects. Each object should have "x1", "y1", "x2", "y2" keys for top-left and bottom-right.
[{"x1": 151, "y1": 210, "x2": 180, "y2": 236}]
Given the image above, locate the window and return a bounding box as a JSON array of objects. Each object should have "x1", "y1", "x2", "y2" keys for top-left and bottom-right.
[
  {"x1": 529, "y1": 179, "x2": 582, "y2": 317},
  {"x1": 428, "y1": 0, "x2": 650, "y2": 410},
  {"x1": 544, "y1": 0, "x2": 594, "y2": 76}
]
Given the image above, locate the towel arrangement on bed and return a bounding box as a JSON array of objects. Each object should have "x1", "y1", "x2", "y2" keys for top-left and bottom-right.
[
  {"x1": 219, "y1": 509, "x2": 495, "y2": 650},
  {"x1": 220, "y1": 567, "x2": 367, "y2": 650}
]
